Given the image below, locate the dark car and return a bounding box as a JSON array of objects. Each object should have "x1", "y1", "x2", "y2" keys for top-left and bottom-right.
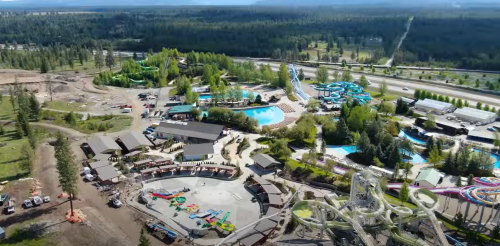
[{"x1": 0, "y1": 194, "x2": 10, "y2": 206}]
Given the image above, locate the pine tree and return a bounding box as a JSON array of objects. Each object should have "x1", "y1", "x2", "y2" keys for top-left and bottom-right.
[
  {"x1": 105, "y1": 47, "x2": 116, "y2": 71},
  {"x1": 40, "y1": 58, "x2": 49, "y2": 73},
  {"x1": 20, "y1": 144, "x2": 35, "y2": 174},
  {"x1": 54, "y1": 132, "x2": 79, "y2": 216},
  {"x1": 138, "y1": 228, "x2": 151, "y2": 246},
  {"x1": 399, "y1": 182, "x2": 410, "y2": 205},
  {"x1": 29, "y1": 93, "x2": 41, "y2": 121},
  {"x1": 94, "y1": 47, "x2": 104, "y2": 72},
  {"x1": 456, "y1": 176, "x2": 462, "y2": 187},
  {"x1": 467, "y1": 174, "x2": 474, "y2": 186},
  {"x1": 15, "y1": 122, "x2": 23, "y2": 139}
]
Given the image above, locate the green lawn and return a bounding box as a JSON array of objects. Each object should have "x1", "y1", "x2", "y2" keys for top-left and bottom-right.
[
  {"x1": 285, "y1": 158, "x2": 333, "y2": 177},
  {"x1": 365, "y1": 90, "x2": 399, "y2": 101},
  {"x1": 44, "y1": 100, "x2": 95, "y2": 112},
  {"x1": 0, "y1": 220, "x2": 58, "y2": 246},
  {"x1": 0, "y1": 96, "x2": 17, "y2": 120},
  {"x1": 0, "y1": 128, "x2": 30, "y2": 181},
  {"x1": 41, "y1": 110, "x2": 133, "y2": 134}
]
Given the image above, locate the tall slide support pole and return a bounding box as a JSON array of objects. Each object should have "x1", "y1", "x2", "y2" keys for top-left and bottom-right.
[
  {"x1": 464, "y1": 202, "x2": 471, "y2": 223},
  {"x1": 493, "y1": 205, "x2": 500, "y2": 225},
  {"x1": 477, "y1": 204, "x2": 486, "y2": 232}
]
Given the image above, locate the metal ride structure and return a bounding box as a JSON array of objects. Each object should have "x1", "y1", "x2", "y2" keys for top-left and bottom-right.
[
  {"x1": 292, "y1": 170, "x2": 451, "y2": 246},
  {"x1": 289, "y1": 64, "x2": 311, "y2": 101}
]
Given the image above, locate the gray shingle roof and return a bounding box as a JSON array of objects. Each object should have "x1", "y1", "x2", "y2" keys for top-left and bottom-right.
[
  {"x1": 252, "y1": 153, "x2": 280, "y2": 168},
  {"x1": 95, "y1": 165, "x2": 120, "y2": 181},
  {"x1": 156, "y1": 121, "x2": 224, "y2": 141},
  {"x1": 89, "y1": 160, "x2": 110, "y2": 170},
  {"x1": 123, "y1": 150, "x2": 142, "y2": 157},
  {"x1": 252, "y1": 176, "x2": 271, "y2": 186},
  {"x1": 134, "y1": 159, "x2": 153, "y2": 165},
  {"x1": 119, "y1": 131, "x2": 153, "y2": 151},
  {"x1": 183, "y1": 143, "x2": 215, "y2": 156},
  {"x1": 88, "y1": 135, "x2": 121, "y2": 154}
]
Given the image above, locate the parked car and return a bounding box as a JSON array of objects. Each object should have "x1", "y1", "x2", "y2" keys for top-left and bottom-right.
[
  {"x1": 403, "y1": 87, "x2": 409, "y2": 91},
  {"x1": 6, "y1": 200, "x2": 15, "y2": 214},
  {"x1": 23, "y1": 200, "x2": 33, "y2": 209},
  {"x1": 43, "y1": 196, "x2": 50, "y2": 203},
  {"x1": 111, "y1": 198, "x2": 122, "y2": 208},
  {"x1": 0, "y1": 194, "x2": 10, "y2": 206},
  {"x1": 32, "y1": 196, "x2": 43, "y2": 206}
]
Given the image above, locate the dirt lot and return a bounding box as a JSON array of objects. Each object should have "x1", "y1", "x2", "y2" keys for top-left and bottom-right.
[{"x1": 0, "y1": 68, "x2": 171, "y2": 246}]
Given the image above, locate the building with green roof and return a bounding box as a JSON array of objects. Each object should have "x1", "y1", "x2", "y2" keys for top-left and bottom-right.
[
  {"x1": 414, "y1": 168, "x2": 443, "y2": 188},
  {"x1": 167, "y1": 105, "x2": 194, "y2": 118}
]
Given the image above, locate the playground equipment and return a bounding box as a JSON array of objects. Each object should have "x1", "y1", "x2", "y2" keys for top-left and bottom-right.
[
  {"x1": 149, "y1": 223, "x2": 178, "y2": 239},
  {"x1": 170, "y1": 197, "x2": 186, "y2": 207},
  {"x1": 190, "y1": 209, "x2": 215, "y2": 219},
  {"x1": 202, "y1": 211, "x2": 236, "y2": 232},
  {"x1": 152, "y1": 192, "x2": 185, "y2": 200},
  {"x1": 292, "y1": 170, "x2": 451, "y2": 246}
]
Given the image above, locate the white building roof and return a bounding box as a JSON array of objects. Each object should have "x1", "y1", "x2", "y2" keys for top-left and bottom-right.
[
  {"x1": 468, "y1": 130, "x2": 496, "y2": 141},
  {"x1": 415, "y1": 99, "x2": 453, "y2": 112},
  {"x1": 453, "y1": 107, "x2": 497, "y2": 122}
]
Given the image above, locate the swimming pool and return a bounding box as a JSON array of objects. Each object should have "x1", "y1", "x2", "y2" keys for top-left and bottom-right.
[
  {"x1": 328, "y1": 145, "x2": 357, "y2": 156},
  {"x1": 236, "y1": 106, "x2": 284, "y2": 126},
  {"x1": 199, "y1": 90, "x2": 259, "y2": 100},
  {"x1": 399, "y1": 131, "x2": 427, "y2": 145},
  {"x1": 474, "y1": 149, "x2": 500, "y2": 169},
  {"x1": 329, "y1": 145, "x2": 428, "y2": 163},
  {"x1": 403, "y1": 152, "x2": 428, "y2": 163}
]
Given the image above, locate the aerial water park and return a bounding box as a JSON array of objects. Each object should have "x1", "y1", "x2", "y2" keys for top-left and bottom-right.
[
  {"x1": 314, "y1": 81, "x2": 372, "y2": 105},
  {"x1": 112, "y1": 59, "x2": 160, "y2": 85}
]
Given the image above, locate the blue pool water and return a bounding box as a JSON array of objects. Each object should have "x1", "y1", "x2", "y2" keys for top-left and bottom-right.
[
  {"x1": 201, "y1": 106, "x2": 284, "y2": 126},
  {"x1": 404, "y1": 152, "x2": 428, "y2": 163},
  {"x1": 399, "y1": 131, "x2": 427, "y2": 145},
  {"x1": 328, "y1": 145, "x2": 357, "y2": 156},
  {"x1": 329, "y1": 145, "x2": 428, "y2": 163},
  {"x1": 199, "y1": 90, "x2": 259, "y2": 100},
  {"x1": 236, "y1": 106, "x2": 284, "y2": 126},
  {"x1": 474, "y1": 149, "x2": 500, "y2": 169}
]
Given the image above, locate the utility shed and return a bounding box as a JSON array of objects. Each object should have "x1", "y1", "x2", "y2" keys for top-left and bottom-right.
[
  {"x1": 453, "y1": 107, "x2": 497, "y2": 124},
  {"x1": 414, "y1": 99, "x2": 455, "y2": 114},
  {"x1": 414, "y1": 168, "x2": 443, "y2": 188}
]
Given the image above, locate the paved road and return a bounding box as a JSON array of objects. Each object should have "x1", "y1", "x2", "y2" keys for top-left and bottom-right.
[{"x1": 243, "y1": 60, "x2": 500, "y2": 108}]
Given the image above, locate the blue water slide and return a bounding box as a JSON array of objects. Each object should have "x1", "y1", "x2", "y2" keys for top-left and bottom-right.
[{"x1": 152, "y1": 224, "x2": 178, "y2": 239}]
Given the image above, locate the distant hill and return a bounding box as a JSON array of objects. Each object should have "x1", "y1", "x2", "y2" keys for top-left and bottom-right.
[
  {"x1": 253, "y1": 0, "x2": 499, "y2": 7},
  {"x1": 0, "y1": 0, "x2": 196, "y2": 7}
]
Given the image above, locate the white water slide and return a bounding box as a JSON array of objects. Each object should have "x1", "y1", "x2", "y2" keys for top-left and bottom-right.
[{"x1": 289, "y1": 64, "x2": 311, "y2": 101}]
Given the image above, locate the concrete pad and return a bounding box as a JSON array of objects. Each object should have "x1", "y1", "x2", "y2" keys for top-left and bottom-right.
[{"x1": 143, "y1": 177, "x2": 261, "y2": 231}]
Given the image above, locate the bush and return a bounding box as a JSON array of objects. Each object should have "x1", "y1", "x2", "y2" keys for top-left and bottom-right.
[{"x1": 288, "y1": 94, "x2": 298, "y2": 101}]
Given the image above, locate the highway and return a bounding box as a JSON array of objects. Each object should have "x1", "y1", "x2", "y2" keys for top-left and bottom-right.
[{"x1": 244, "y1": 60, "x2": 500, "y2": 108}]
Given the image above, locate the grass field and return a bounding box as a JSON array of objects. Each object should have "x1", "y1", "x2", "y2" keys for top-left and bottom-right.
[
  {"x1": 0, "y1": 219, "x2": 58, "y2": 246},
  {"x1": 304, "y1": 40, "x2": 381, "y2": 62},
  {"x1": 41, "y1": 110, "x2": 133, "y2": 134},
  {"x1": 43, "y1": 100, "x2": 95, "y2": 112},
  {"x1": 365, "y1": 90, "x2": 399, "y2": 101},
  {"x1": 0, "y1": 128, "x2": 30, "y2": 181},
  {"x1": 0, "y1": 96, "x2": 17, "y2": 120}
]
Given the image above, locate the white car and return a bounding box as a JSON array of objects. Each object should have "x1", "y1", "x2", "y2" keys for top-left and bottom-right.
[
  {"x1": 112, "y1": 198, "x2": 122, "y2": 208},
  {"x1": 403, "y1": 87, "x2": 409, "y2": 91},
  {"x1": 23, "y1": 199, "x2": 33, "y2": 208},
  {"x1": 32, "y1": 196, "x2": 43, "y2": 206},
  {"x1": 43, "y1": 196, "x2": 50, "y2": 203}
]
